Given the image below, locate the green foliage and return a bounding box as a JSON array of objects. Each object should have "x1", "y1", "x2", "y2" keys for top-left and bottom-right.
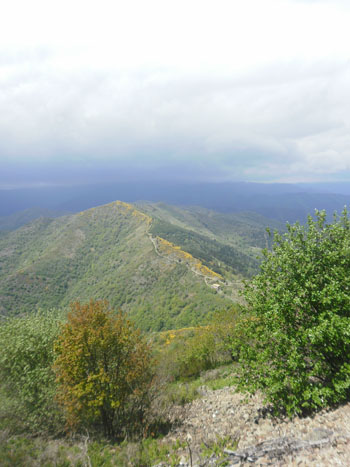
[
  {"x1": 169, "y1": 325, "x2": 229, "y2": 380},
  {"x1": 200, "y1": 435, "x2": 238, "y2": 461},
  {"x1": 53, "y1": 300, "x2": 154, "y2": 439},
  {"x1": 127, "y1": 267, "x2": 230, "y2": 331},
  {"x1": 0, "y1": 433, "x2": 83, "y2": 467},
  {"x1": 0, "y1": 431, "x2": 186, "y2": 467},
  {"x1": 150, "y1": 219, "x2": 260, "y2": 277},
  {"x1": 0, "y1": 207, "x2": 67, "y2": 232},
  {"x1": 235, "y1": 209, "x2": 350, "y2": 416},
  {"x1": 163, "y1": 366, "x2": 236, "y2": 407},
  {"x1": 154, "y1": 308, "x2": 237, "y2": 383},
  {"x1": 0, "y1": 310, "x2": 65, "y2": 435},
  {"x1": 0, "y1": 202, "x2": 232, "y2": 330},
  {"x1": 139, "y1": 202, "x2": 283, "y2": 249},
  {"x1": 109, "y1": 438, "x2": 184, "y2": 466}
]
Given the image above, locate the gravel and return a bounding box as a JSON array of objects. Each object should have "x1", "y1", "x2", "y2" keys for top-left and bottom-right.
[{"x1": 161, "y1": 386, "x2": 350, "y2": 466}]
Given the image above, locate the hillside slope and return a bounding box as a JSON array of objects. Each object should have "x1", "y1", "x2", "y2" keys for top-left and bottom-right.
[
  {"x1": 0, "y1": 202, "x2": 233, "y2": 330},
  {"x1": 0, "y1": 201, "x2": 284, "y2": 330},
  {"x1": 0, "y1": 208, "x2": 69, "y2": 231},
  {"x1": 138, "y1": 202, "x2": 284, "y2": 278}
]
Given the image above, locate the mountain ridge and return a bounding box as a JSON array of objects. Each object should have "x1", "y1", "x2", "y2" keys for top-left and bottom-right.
[
  {"x1": 0, "y1": 201, "x2": 242, "y2": 330},
  {"x1": 0, "y1": 200, "x2": 284, "y2": 329}
]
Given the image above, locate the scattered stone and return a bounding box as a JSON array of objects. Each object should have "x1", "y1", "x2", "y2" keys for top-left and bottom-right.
[{"x1": 162, "y1": 385, "x2": 350, "y2": 465}]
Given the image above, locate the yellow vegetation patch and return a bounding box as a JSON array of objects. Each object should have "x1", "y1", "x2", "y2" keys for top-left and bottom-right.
[
  {"x1": 158, "y1": 326, "x2": 208, "y2": 345},
  {"x1": 114, "y1": 201, "x2": 152, "y2": 224},
  {"x1": 156, "y1": 237, "x2": 222, "y2": 279}
]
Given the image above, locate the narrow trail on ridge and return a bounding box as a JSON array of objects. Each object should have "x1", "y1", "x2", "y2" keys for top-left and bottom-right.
[
  {"x1": 145, "y1": 219, "x2": 241, "y2": 300},
  {"x1": 146, "y1": 222, "x2": 217, "y2": 286}
]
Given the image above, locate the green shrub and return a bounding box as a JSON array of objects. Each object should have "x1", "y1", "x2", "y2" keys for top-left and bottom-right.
[
  {"x1": 235, "y1": 210, "x2": 350, "y2": 416},
  {"x1": 0, "y1": 310, "x2": 65, "y2": 435}
]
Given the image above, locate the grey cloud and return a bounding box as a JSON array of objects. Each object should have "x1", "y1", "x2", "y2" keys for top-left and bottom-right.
[{"x1": 1, "y1": 47, "x2": 350, "y2": 185}]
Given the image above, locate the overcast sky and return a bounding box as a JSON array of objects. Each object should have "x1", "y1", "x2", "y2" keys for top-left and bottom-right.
[{"x1": 1, "y1": 0, "x2": 350, "y2": 187}]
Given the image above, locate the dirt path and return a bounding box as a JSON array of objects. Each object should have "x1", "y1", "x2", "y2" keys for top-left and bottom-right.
[
  {"x1": 147, "y1": 230, "x2": 222, "y2": 288},
  {"x1": 146, "y1": 223, "x2": 245, "y2": 302}
]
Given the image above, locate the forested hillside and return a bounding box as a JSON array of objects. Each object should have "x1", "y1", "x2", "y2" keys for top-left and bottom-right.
[
  {"x1": 0, "y1": 202, "x2": 225, "y2": 330},
  {"x1": 0, "y1": 208, "x2": 69, "y2": 231},
  {"x1": 0, "y1": 201, "x2": 280, "y2": 330},
  {"x1": 140, "y1": 203, "x2": 284, "y2": 278}
]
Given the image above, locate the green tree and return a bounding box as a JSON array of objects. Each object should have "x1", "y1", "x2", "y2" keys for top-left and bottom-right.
[
  {"x1": 235, "y1": 209, "x2": 350, "y2": 416},
  {"x1": 53, "y1": 300, "x2": 153, "y2": 438}
]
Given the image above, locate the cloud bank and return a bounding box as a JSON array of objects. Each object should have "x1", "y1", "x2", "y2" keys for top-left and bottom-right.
[{"x1": 1, "y1": 0, "x2": 350, "y2": 186}]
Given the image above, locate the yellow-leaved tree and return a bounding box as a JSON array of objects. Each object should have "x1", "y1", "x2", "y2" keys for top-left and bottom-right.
[{"x1": 53, "y1": 300, "x2": 153, "y2": 438}]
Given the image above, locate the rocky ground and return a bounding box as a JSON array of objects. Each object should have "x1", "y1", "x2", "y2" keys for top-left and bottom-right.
[{"x1": 161, "y1": 383, "x2": 350, "y2": 466}]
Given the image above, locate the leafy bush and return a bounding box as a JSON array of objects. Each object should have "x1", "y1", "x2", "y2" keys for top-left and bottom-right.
[
  {"x1": 0, "y1": 310, "x2": 65, "y2": 435},
  {"x1": 235, "y1": 210, "x2": 350, "y2": 416},
  {"x1": 53, "y1": 300, "x2": 154, "y2": 439}
]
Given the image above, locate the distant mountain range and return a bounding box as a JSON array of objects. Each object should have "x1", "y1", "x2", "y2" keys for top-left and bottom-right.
[
  {"x1": 1, "y1": 181, "x2": 349, "y2": 223},
  {"x1": 0, "y1": 201, "x2": 281, "y2": 330}
]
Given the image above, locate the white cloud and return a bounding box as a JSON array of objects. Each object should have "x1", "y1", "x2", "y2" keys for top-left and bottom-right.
[{"x1": 1, "y1": 0, "x2": 350, "y2": 183}]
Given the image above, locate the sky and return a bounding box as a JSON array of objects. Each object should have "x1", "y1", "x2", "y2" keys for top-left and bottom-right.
[{"x1": 1, "y1": 0, "x2": 350, "y2": 188}]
